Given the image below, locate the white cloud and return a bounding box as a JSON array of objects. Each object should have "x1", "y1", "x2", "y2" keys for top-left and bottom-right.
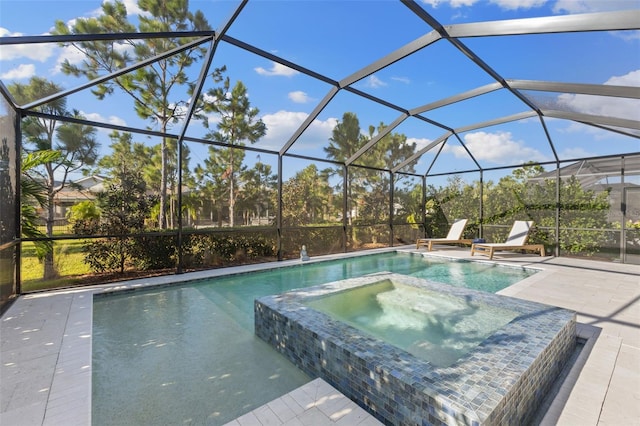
[
  {"x1": 407, "y1": 137, "x2": 433, "y2": 152},
  {"x1": 255, "y1": 62, "x2": 299, "y2": 77},
  {"x1": 391, "y1": 76, "x2": 411, "y2": 84},
  {"x1": 557, "y1": 147, "x2": 594, "y2": 159},
  {"x1": 555, "y1": 69, "x2": 640, "y2": 121},
  {"x1": 605, "y1": 69, "x2": 640, "y2": 86},
  {"x1": 259, "y1": 110, "x2": 337, "y2": 151},
  {"x1": 611, "y1": 30, "x2": 640, "y2": 41},
  {"x1": 81, "y1": 111, "x2": 127, "y2": 129},
  {"x1": 0, "y1": 28, "x2": 55, "y2": 61},
  {"x1": 122, "y1": 0, "x2": 148, "y2": 16},
  {"x1": 52, "y1": 45, "x2": 87, "y2": 74},
  {"x1": 559, "y1": 119, "x2": 632, "y2": 140},
  {"x1": 422, "y1": 0, "x2": 546, "y2": 8},
  {"x1": 288, "y1": 91, "x2": 314, "y2": 103},
  {"x1": 444, "y1": 131, "x2": 548, "y2": 164},
  {"x1": 491, "y1": 0, "x2": 546, "y2": 9},
  {"x1": 422, "y1": 0, "x2": 630, "y2": 11},
  {"x1": 102, "y1": 0, "x2": 148, "y2": 17},
  {"x1": 57, "y1": 1, "x2": 149, "y2": 36},
  {"x1": 364, "y1": 75, "x2": 387, "y2": 89},
  {"x1": 553, "y1": 0, "x2": 638, "y2": 13},
  {"x1": 0, "y1": 64, "x2": 36, "y2": 80},
  {"x1": 421, "y1": 0, "x2": 478, "y2": 7}
]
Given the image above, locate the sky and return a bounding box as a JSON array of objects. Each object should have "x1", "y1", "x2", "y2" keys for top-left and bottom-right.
[{"x1": 0, "y1": 0, "x2": 639, "y2": 183}]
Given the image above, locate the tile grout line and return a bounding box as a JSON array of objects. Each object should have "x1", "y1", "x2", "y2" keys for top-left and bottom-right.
[
  {"x1": 596, "y1": 340, "x2": 622, "y2": 426},
  {"x1": 43, "y1": 292, "x2": 94, "y2": 426},
  {"x1": 42, "y1": 294, "x2": 74, "y2": 426}
]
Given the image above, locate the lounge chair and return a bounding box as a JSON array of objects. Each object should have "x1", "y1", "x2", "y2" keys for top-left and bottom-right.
[
  {"x1": 471, "y1": 220, "x2": 545, "y2": 260},
  {"x1": 416, "y1": 219, "x2": 473, "y2": 251}
]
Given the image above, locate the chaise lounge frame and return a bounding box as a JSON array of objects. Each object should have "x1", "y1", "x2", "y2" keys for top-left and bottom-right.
[
  {"x1": 416, "y1": 219, "x2": 473, "y2": 251},
  {"x1": 471, "y1": 220, "x2": 545, "y2": 260}
]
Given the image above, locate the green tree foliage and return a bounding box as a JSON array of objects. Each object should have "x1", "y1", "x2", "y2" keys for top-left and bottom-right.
[
  {"x1": 324, "y1": 112, "x2": 367, "y2": 228},
  {"x1": 281, "y1": 164, "x2": 334, "y2": 227},
  {"x1": 95, "y1": 130, "x2": 194, "y2": 228},
  {"x1": 360, "y1": 123, "x2": 417, "y2": 172},
  {"x1": 423, "y1": 175, "x2": 481, "y2": 238},
  {"x1": 238, "y1": 157, "x2": 277, "y2": 225},
  {"x1": 553, "y1": 176, "x2": 609, "y2": 255},
  {"x1": 66, "y1": 200, "x2": 100, "y2": 235},
  {"x1": 357, "y1": 123, "x2": 418, "y2": 227},
  {"x1": 54, "y1": 0, "x2": 225, "y2": 229},
  {"x1": 194, "y1": 149, "x2": 228, "y2": 227},
  {"x1": 394, "y1": 185, "x2": 420, "y2": 229},
  {"x1": 82, "y1": 169, "x2": 158, "y2": 273},
  {"x1": 96, "y1": 131, "x2": 153, "y2": 179},
  {"x1": 20, "y1": 150, "x2": 62, "y2": 259},
  {"x1": 200, "y1": 79, "x2": 266, "y2": 227},
  {"x1": 10, "y1": 77, "x2": 99, "y2": 278},
  {"x1": 425, "y1": 164, "x2": 610, "y2": 255},
  {"x1": 324, "y1": 116, "x2": 418, "y2": 233},
  {"x1": 354, "y1": 167, "x2": 389, "y2": 225}
]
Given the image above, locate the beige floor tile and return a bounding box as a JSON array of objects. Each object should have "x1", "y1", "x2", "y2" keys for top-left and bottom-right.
[
  {"x1": 267, "y1": 397, "x2": 299, "y2": 423},
  {"x1": 0, "y1": 401, "x2": 46, "y2": 426},
  {"x1": 235, "y1": 410, "x2": 262, "y2": 426},
  {"x1": 252, "y1": 404, "x2": 282, "y2": 425},
  {"x1": 295, "y1": 407, "x2": 334, "y2": 425},
  {"x1": 598, "y1": 344, "x2": 640, "y2": 425},
  {"x1": 280, "y1": 393, "x2": 305, "y2": 417}
]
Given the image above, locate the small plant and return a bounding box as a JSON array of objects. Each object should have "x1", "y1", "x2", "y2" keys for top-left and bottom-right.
[{"x1": 67, "y1": 200, "x2": 100, "y2": 235}]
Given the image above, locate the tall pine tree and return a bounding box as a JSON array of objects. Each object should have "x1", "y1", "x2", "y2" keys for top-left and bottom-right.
[{"x1": 54, "y1": 0, "x2": 224, "y2": 228}]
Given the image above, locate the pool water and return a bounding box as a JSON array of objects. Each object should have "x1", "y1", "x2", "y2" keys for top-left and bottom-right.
[
  {"x1": 305, "y1": 279, "x2": 519, "y2": 367},
  {"x1": 92, "y1": 252, "x2": 536, "y2": 425}
]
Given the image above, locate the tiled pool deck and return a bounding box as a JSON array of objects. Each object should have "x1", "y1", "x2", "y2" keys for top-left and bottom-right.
[{"x1": 1, "y1": 247, "x2": 639, "y2": 425}]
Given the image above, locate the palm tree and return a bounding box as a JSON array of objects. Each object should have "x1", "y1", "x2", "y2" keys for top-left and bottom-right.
[
  {"x1": 21, "y1": 150, "x2": 61, "y2": 259},
  {"x1": 10, "y1": 78, "x2": 99, "y2": 279}
]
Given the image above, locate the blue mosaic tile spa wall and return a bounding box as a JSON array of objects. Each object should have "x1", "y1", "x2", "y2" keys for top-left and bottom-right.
[{"x1": 255, "y1": 273, "x2": 576, "y2": 425}]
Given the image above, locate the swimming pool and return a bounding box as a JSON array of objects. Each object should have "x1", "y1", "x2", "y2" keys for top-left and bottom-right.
[{"x1": 92, "y1": 252, "x2": 537, "y2": 425}]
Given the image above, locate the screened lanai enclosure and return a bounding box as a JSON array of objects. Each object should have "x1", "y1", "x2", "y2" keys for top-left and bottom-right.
[{"x1": 1, "y1": 0, "x2": 639, "y2": 311}]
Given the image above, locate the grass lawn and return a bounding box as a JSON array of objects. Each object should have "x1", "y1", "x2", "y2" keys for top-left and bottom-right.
[{"x1": 21, "y1": 240, "x2": 91, "y2": 292}]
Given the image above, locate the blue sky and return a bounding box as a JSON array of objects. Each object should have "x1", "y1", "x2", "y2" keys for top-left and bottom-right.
[{"x1": 1, "y1": 0, "x2": 639, "y2": 182}]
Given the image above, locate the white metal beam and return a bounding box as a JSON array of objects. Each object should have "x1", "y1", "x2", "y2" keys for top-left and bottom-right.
[{"x1": 447, "y1": 10, "x2": 640, "y2": 38}]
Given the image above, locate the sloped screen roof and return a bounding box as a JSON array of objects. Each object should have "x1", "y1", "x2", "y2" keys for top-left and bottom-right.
[{"x1": 1, "y1": 0, "x2": 638, "y2": 177}]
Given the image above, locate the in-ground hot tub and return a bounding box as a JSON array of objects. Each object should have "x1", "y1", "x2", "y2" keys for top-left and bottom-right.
[
  {"x1": 255, "y1": 272, "x2": 576, "y2": 425},
  {"x1": 305, "y1": 279, "x2": 520, "y2": 368}
]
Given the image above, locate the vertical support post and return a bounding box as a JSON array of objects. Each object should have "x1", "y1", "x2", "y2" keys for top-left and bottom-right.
[
  {"x1": 421, "y1": 175, "x2": 427, "y2": 238},
  {"x1": 176, "y1": 137, "x2": 183, "y2": 274},
  {"x1": 479, "y1": 171, "x2": 484, "y2": 239},
  {"x1": 389, "y1": 171, "x2": 394, "y2": 247},
  {"x1": 620, "y1": 156, "x2": 626, "y2": 263},
  {"x1": 555, "y1": 164, "x2": 561, "y2": 257},
  {"x1": 15, "y1": 110, "x2": 22, "y2": 294},
  {"x1": 277, "y1": 154, "x2": 283, "y2": 260},
  {"x1": 343, "y1": 164, "x2": 348, "y2": 253}
]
